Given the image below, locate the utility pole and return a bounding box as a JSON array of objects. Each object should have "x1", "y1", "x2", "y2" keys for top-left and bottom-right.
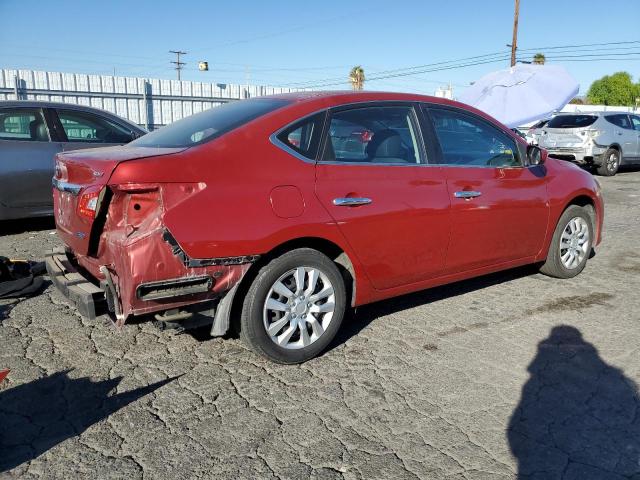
[
  {"x1": 510, "y1": 0, "x2": 520, "y2": 67},
  {"x1": 170, "y1": 50, "x2": 187, "y2": 81}
]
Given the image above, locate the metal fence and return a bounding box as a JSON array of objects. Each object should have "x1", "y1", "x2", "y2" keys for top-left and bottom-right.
[{"x1": 0, "y1": 69, "x2": 302, "y2": 130}]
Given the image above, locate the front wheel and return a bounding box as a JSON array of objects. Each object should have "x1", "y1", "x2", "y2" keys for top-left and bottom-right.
[
  {"x1": 596, "y1": 148, "x2": 620, "y2": 176},
  {"x1": 240, "y1": 248, "x2": 346, "y2": 364},
  {"x1": 540, "y1": 205, "x2": 593, "y2": 279}
]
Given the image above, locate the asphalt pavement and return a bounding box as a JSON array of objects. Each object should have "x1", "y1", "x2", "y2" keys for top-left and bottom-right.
[{"x1": 1, "y1": 168, "x2": 639, "y2": 479}]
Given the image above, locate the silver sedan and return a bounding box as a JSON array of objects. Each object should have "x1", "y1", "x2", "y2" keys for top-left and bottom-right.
[{"x1": 0, "y1": 101, "x2": 146, "y2": 221}]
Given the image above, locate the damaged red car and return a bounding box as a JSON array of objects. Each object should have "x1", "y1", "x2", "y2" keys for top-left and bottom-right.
[{"x1": 48, "y1": 92, "x2": 604, "y2": 363}]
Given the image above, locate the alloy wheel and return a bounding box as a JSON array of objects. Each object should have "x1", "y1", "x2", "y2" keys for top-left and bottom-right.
[
  {"x1": 606, "y1": 152, "x2": 619, "y2": 173},
  {"x1": 559, "y1": 217, "x2": 590, "y2": 269},
  {"x1": 263, "y1": 267, "x2": 336, "y2": 350}
]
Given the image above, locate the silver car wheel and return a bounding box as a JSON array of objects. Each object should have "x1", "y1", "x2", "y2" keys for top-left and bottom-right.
[
  {"x1": 263, "y1": 267, "x2": 335, "y2": 350},
  {"x1": 559, "y1": 217, "x2": 590, "y2": 270},
  {"x1": 606, "y1": 152, "x2": 619, "y2": 172}
]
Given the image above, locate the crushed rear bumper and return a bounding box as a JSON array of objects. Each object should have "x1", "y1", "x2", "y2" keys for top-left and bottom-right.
[
  {"x1": 45, "y1": 242, "x2": 253, "y2": 337},
  {"x1": 45, "y1": 248, "x2": 106, "y2": 319}
]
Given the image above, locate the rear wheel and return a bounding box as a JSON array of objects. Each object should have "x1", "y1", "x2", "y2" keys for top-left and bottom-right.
[
  {"x1": 540, "y1": 205, "x2": 593, "y2": 278},
  {"x1": 596, "y1": 148, "x2": 620, "y2": 176},
  {"x1": 240, "y1": 248, "x2": 346, "y2": 364}
]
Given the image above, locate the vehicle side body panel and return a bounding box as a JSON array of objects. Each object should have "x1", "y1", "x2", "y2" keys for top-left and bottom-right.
[
  {"x1": 49, "y1": 91, "x2": 604, "y2": 326},
  {"x1": 441, "y1": 165, "x2": 549, "y2": 273}
]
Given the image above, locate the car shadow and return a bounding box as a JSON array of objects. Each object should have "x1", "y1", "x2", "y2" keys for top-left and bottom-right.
[
  {"x1": 0, "y1": 217, "x2": 56, "y2": 236},
  {"x1": 0, "y1": 370, "x2": 178, "y2": 472},
  {"x1": 507, "y1": 325, "x2": 640, "y2": 478},
  {"x1": 328, "y1": 264, "x2": 540, "y2": 353},
  {"x1": 618, "y1": 165, "x2": 640, "y2": 175}
]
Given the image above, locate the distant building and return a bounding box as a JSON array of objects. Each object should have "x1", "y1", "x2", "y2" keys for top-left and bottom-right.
[{"x1": 434, "y1": 85, "x2": 454, "y2": 100}]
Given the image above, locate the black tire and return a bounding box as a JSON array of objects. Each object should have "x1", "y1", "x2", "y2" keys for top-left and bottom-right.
[
  {"x1": 540, "y1": 205, "x2": 593, "y2": 279},
  {"x1": 239, "y1": 248, "x2": 346, "y2": 364},
  {"x1": 596, "y1": 148, "x2": 620, "y2": 176}
]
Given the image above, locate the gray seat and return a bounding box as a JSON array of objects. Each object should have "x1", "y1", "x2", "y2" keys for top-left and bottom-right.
[
  {"x1": 29, "y1": 119, "x2": 48, "y2": 141},
  {"x1": 365, "y1": 130, "x2": 409, "y2": 163}
]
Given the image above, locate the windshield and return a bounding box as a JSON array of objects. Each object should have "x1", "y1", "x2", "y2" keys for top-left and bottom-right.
[
  {"x1": 547, "y1": 115, "x2": 597, "y2": 129},
  {"x1": 131, "y1": 97, "x2": 290, "y2": 148}
]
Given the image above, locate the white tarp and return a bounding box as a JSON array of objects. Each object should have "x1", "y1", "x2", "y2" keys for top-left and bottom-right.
[{"x1": 458, "y1": 64, "x2": 579, "y2": 128}]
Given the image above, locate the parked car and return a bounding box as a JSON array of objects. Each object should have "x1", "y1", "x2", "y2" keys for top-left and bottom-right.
[
  {"x1": 538, "y1": 112, "x2": 640, "y2": 176},
  {"x1": 525, "y1": 118, "x2": 549, "y2": 145},
  {"x1": 0, "y1": 101, "x2": 146, "y2": 220},
  {"x1": 46, "y1": 92, "x2": 604, "y2": 363}
]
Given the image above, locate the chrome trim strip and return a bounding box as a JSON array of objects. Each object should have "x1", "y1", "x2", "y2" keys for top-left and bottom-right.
[
  {"x1": 52, "y1": 177, "x2": 82, "y2": 196},
  {"x1": 454, "y1": 191, "x2": 482, "y2": 199},
  {"x1": 333, "y1": 197, "x2": 372, "y2": 206}
]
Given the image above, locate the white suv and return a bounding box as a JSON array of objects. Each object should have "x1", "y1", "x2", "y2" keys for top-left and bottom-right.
[{"x1": 539, "y1": 112, "x2": 640, "y2": 176}]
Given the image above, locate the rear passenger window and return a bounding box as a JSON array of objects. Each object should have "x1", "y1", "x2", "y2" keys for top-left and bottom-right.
[
  {"x1": 276, "y1": 112, "x2": 325, "y2": 160},
  {"x1": 0, "y1": 109, "x2": 49, "y2": 142},
  {"x1": 631, "y1": 115, "x2": 640, "y2": 131},
  {"x1": 322, "y1": 106, "x2": 423, "y2": 164},
  {"x1": 427, "y1": 107, "x2": 520, "y2": 167},
  {"x1": 547, "y1": 115, "x2": 597, "y2": 128},
  {"x1": 57, "y1": 109, "x2": 133, "y2": 144},
  {"x1": 605, "y1": 115, "x2": 632, "y2": 129}
]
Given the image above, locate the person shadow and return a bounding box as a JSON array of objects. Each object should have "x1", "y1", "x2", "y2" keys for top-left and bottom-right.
[
  {"x1": 0, "y1": 370, "x2": 178, "y2": 472},
  {"x1": 507, "y1": 325, "x2": 640, "y2": 479}
]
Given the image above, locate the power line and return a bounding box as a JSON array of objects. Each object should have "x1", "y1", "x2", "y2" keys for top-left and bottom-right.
[
  {"x1": 282, "y1": 39, "x2": 640, "y2": 88},
  {"x1": 531, "y1": 51, "x2": 640, "y2": 60},
  {"x1": 279, "y1": 51, "x2": 511, "y2": 87},
  {"x1": 300, "y1": 57, "x2": 512, "y2": 89},
  {"x1": 285, "y1": 40, "x2": 640, "y2": 90},
  {"x1": 4, "y1": 38, "x2": 640, "y2": 88},
  {"x1": 517, "y1": 39, "x2": 640, "y2": 52}
]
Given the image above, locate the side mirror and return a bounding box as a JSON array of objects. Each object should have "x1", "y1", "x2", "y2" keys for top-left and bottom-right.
[{"x1": 527, "y1": 145, "x2": 545, "y2": 166}]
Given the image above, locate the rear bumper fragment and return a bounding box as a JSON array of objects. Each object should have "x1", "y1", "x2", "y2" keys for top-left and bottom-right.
[{"x1": 45, "y1": 248, "x2": 105, "y2": 319}]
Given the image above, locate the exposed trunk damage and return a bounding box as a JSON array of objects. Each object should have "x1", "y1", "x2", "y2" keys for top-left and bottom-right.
[
  {"x1": 75, "y1": 187, "x2": 255, "y2": 326},
  {"x1": 52, "y1": 150, "x2": 258, "y2": 330}
]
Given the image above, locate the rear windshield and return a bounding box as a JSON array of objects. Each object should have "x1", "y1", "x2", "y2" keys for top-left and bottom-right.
[
  {"x1": 546, "y1": 115, "x2": 597, "y2": 129},
  {"x1": 131, "y1": 97, "x2": 290, "y2": 148}
]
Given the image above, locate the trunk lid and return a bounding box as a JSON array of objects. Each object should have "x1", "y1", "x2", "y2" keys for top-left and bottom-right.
[
  {"x1": 539, "y1": 127, "x2": 589, "y2": 148},
  {"x1": 53, "y1": 146, "x2": 185, "y2": 255}
]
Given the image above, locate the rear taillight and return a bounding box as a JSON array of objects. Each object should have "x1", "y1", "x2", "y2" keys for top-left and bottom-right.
[
  {"x1": 584, "y1": 129, "x2": 602, "y2": 138},
  {"x1": 77, "y1": 187, "x2": 103, "y2": 219}
]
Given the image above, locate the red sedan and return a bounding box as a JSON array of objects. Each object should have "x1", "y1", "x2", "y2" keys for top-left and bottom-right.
[{"x1": 48, "y1": 92, "x2": 604, "y2": 363}]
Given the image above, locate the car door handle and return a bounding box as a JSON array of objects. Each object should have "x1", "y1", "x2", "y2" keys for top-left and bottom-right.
[
  {"x1": 454, "y1": 191, "x2": 482, "y2": 199},
  {"x1": 333, "y1": 197, "x2": 372, "y2": 206}
]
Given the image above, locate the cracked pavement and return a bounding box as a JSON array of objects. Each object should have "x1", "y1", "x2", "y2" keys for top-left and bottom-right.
[{"x1": 1, "y1": 169, "x2": 640, "y2": 479}]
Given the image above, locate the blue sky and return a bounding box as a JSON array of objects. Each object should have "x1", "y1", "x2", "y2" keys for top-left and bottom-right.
[{"x1": 1, "y1": 0, "x2": 639, "y2": 96}]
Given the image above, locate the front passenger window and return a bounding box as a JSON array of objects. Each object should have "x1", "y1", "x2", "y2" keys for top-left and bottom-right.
[{"x1": 428, "y1": 107, "x2": 520, "y2": 167}]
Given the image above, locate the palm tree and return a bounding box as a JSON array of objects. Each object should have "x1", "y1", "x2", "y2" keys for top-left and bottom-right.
[
  {"x1": 533, "y1": 53, "x2": 546, "y2": 65},
  {"x1": 349, "y1": 66, "x2": 365, "y2": 90}
]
